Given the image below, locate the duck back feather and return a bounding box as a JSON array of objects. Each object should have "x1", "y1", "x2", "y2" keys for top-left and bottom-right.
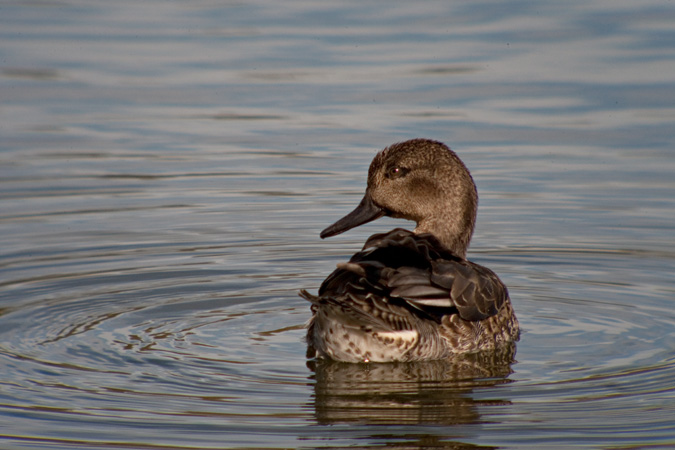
[{"x1": 302, "y1": 229, "x2": 518, "y2": 362}]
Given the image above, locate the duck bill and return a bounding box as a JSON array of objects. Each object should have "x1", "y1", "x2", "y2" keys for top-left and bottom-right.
[{"x1": 320, "y1": 194, "x2": 385, "y2": 239}]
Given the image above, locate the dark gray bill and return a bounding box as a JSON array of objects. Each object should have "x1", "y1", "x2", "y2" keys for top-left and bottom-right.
[{"x1": 320, "y1": 194, "x2": 385, "y2": 239}]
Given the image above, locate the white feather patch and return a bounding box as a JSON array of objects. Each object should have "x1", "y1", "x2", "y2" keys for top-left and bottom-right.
[{"x1": 374, "y1": 329, "x2": 419, "y2": 343}]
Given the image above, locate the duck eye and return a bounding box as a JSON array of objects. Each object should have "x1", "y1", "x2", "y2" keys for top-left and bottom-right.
[{"x1": 387, "y1": 166, "x2": 408, "y2": 179}]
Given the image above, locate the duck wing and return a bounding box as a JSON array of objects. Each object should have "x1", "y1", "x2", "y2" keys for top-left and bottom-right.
[{"x1": 315, "y1": 228, "x2": 508, "y2": 325}]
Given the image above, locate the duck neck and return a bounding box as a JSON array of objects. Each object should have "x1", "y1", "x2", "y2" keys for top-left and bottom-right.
[
  {"x1": 414, "y1": 201, "x2": 476, "y2": 259},
  {"x1": 414, "y1": 221, "x2": 470, "y2": 259}
]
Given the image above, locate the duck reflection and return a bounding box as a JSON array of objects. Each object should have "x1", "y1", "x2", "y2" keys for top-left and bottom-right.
[{"x1": 308, "y1": 343, "x2": 516, "y2": 426}]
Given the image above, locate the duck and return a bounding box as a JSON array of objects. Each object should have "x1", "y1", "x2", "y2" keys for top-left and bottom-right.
[{"x1": 301, "y1": 138, "x2": 519, "y2": 363}]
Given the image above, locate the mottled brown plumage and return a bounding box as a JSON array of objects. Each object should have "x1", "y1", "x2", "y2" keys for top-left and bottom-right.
[{"x1": 302, "y1": 139, "x2": 519, "y2": 362}]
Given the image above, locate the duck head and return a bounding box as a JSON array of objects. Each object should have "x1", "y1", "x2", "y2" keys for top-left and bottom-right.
[{"x1": 320, "y1": 139, "x2": 478, "y2": 258}]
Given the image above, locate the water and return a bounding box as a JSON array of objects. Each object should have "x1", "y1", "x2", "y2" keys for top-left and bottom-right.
[{"x1": 1, "y1": 0, "x2": 674, "y2": 448}]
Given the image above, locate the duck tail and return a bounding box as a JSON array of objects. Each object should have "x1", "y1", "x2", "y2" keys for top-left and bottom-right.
[{"x1": 299, "y1": 289, "x2": 320, "y2": 304}]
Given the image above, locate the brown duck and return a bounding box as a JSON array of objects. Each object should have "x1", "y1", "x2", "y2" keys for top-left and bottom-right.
[{"x1": 301, "y1": 139, "x2": 519, "y2": 362}]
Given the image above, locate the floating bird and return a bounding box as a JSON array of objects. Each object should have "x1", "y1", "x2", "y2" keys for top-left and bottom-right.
[{"x1": 301, "y1": 139, "x2": 519, "y2": 362}]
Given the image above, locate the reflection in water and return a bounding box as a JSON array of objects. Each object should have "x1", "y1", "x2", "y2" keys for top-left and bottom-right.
[{"x1": 309, "y1": 345, "x2": 515, "y2": 426}]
